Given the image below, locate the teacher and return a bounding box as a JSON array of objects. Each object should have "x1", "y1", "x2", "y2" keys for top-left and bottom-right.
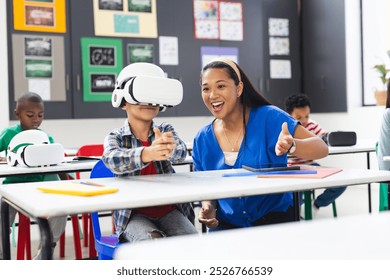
[{"x1": 192, "y1": 58, "x2": 328, "y2": 230}]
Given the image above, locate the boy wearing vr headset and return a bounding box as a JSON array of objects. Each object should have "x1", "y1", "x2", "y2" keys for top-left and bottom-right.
[
  {"x1": 0, "y1": 92, "x2": 67, "y2": 259},
  {"x1": 102, "y1": 63, "x2": 197, "y2": 243}
]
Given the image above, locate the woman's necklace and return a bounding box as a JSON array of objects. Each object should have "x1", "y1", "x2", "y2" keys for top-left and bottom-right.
[{"x1": 222, "y1": 124, "x2": 243, "y2": 152}]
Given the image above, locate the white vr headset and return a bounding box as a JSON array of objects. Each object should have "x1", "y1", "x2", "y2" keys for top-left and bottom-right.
[
  {"x1": 112, "y1": 62, "x2": 183, "y2": 110},
  {"x1": 7, "y1": 129, "x2": 64, "y2": 167}
]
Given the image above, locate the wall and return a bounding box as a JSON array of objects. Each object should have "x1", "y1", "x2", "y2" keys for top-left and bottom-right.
[
  {"x1": 0, "y1": 1, "x2": 9, "y2": 132},
  {"x1": 0, "y1": 0, "x2": 386, "y2": 172}
]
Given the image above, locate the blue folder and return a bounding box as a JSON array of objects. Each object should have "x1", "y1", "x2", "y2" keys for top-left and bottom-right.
[{"x1": 222, "y1": 170, "x2": 317, "y2": 177}]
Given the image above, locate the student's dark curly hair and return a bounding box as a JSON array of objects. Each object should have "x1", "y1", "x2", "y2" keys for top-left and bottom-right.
[{"x1": 285, "y1": 93, "x2": 311, "y2": 114}]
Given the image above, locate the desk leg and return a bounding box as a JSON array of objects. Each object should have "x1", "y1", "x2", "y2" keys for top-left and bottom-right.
[
  {"x1": 292, "y1": 192, "x2": 300, "y2": 221},
  {"x1": 36, "y1": 218, "x2": 53, "y2": 260},
  {"x1": 1, "y1": 199, "x2": 11, "y2": 260},
  {"x1": 367, "y1": 152, "x2": 372, "y2": 213},
  {"x1": 388, "y1": 183, "x2": 390, "y2": 211}
]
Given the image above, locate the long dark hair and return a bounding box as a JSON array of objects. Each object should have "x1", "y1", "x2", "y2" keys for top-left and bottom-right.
[{"x1": 201, "y1": 60, "x2": 271, "y2": 131}]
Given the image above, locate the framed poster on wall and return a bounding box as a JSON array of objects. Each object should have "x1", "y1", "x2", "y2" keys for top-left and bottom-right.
[
  {"x1": 13, "y1": 0, "x2": 67, "y2": 33},
  {"x1": 80, "y1": 37, "x2": 123, "y2": 102}
]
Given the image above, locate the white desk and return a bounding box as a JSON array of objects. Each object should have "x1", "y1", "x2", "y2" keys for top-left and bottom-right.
[
  {"x1": 327, "y1": 138, "x2": 377, "y2": 212},
  {"x1": 0, "y1": 159, "x2": 98, "y2": 177},
  {"x1": 115, "y1": 212, "x2": 390, "y2": 260},
  {"x1": 1, "y1": 167, "x2": 390, "y2": 259},
  {"x1": 186, "y1": 139, "x2": 378, "y2": 212}
]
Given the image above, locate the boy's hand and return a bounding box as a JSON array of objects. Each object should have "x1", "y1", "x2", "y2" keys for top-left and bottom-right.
[
  {"x1": 275, "y1": 122, "x2": 294, "y2": 156},
  {"x1": 141, "y1": 127, "x2": 177, "y2": 162}
]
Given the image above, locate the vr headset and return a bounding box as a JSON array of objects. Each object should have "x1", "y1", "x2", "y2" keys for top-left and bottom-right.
[
  {"x1": 7, "y1": 129, "x2": 64, "y2": 167},
  {"x1": 112, "y1": 62, "x2": 183, "y2": 111},
  {"x1": 321, "y1": 131, "x2": 357, "y2": 146}
]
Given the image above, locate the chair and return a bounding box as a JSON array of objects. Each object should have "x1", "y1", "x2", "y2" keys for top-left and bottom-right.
[
  {"x1": 74, "y1": 144, "x2": 104, "y2": 256},
  {"x1": 302, "y1": 190, "x2": 337, "y2": 220},
  {"x1": 376, "y1": 142, "x2": 388, "y2": 211},
  {"x1": 89, "y1": 159, "x2": 119, "y2": 260}
]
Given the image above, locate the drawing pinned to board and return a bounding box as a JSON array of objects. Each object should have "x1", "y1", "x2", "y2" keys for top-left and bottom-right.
[
  {"x1": 159, "y1": 36, "x2": 178, "y2": 65},
  {"x1": 25, "y1": 59, "x2": 52, "y2": 78},
  {"x1": 193, "y1": 0, "x2": 243, "y2": 41},
  {"x1": 270, "y1": 59, "x2": 291, "y2": 79},
  {"x1": 93, "y1": 0, "x2": 157, "y2": 38},
  {"x1": 200, "y1": 46, "x2": 239, "y2": 68},
  {"x1": 13, "y1": 0, "x2": 66, "y2": 33},
  {"x1": 89, "y1": 46, "x2": 116, "y2": 66},
  {"x1": 81, "y1": 37, "x2": 123, "y2": 102},
  {"x1": 128, "y1": 0, "x2": 152, "y2": 12},
  {"x1": 98, "y1": 0, "x2": 124, "y2": 10},
  {"x1": 127, "y1": 44, "x2": 154, "y2": 63},
  {"x1": 268, "y1": 18, "x2": 289, "y2": 36},
  {"x1": 114, "y1": 14, "x2": 140, "y2": 33},
  {"x1": 219, "y1": 1, "x2": 243, "y2": 41},
  {"x1": 24, "y1": 37, "x2": 52, "y2": 57},
  {"x1": 90, "y1": 74, "x2": 116, "y2": 93},
  {"x1": 269, "y1": 37, "x2": 290, "y2": 56},
  {"x1": 12, "y1": 34, "x2": 66, "y2": 102}
]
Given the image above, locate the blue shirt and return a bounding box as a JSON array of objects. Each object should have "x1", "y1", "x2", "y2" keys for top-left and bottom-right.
[
  {"x1": 102, "y1": 120, "x2": 194, "y2": 236},
  {"x1": 192, "y1": 105, "x2": 298, "y2": 227}
]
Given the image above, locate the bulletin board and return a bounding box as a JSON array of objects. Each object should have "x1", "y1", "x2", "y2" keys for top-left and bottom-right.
[
  {"x1": 13, "y1": 0, "x2": 67, "y2": 33},
  {"x1": 7, "y1": 0, "x2": 307, "y2": 119}
]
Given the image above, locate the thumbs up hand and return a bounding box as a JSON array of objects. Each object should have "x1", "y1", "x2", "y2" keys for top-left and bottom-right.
[{"x1": 275, "y1": 122, "x2": 294, "y2": 156}]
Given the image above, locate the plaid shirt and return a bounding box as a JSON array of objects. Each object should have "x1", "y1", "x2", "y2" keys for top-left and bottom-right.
[{"x1": 102, "y1": 120, "x2": 194, "y2": 237}]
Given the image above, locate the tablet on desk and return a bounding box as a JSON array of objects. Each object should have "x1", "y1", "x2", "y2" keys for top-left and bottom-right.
[
  {"x1": 62, "y1": 156, "x2": 101, "y2": 163},
  {"x1": 242, "y1": 165, "x2": 300, "y2": 172}
]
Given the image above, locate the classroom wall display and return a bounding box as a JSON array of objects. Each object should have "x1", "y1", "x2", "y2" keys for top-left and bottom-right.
[
  {"x1": 270, "y1": 59, "x2": 291, "y2": 79},
  {"x1": 268, "y1": 17, "x2": 291, "y2": 79},
  {"x1": 93, "y1": 0, "x2": 158, "y2": 38},
  {"x1": 12, "y1": 34, "x2": 66, "y2": 101},
  {"x1": 7, "y1": 0, "x2": 320, "y2": 119},
  {"x1": 13, "y1": 0, "x2": 66, "y2": 33},
  {"x1": 80, "y1": 37, "x2": 123, "y2": 102},
  {"x1": 127, "y1": 43, "x2": 154, "y2": 63},
  {"x1": 193, "y1": 0, "x2": 243, "y2": 41},
  {"x1": 159, "y1": 36, "x2": 178, "y2": 65},
  {"x1": 200, "y1": 46, "x2": 239, "y2": 67}
]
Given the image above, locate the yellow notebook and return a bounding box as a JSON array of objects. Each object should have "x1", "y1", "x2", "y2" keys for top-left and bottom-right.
[{"x1": 37, "y1": 182, "x2": 118, "y2": 196}]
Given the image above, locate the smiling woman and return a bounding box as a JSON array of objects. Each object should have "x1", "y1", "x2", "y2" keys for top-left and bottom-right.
[{"x1": 193, "y1": 58, "x2": 329, "y2": 231}]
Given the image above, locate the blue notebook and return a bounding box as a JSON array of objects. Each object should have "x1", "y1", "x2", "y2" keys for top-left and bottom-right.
[{"x1": 222, "y1": 170, "x2": 317, "y2": 177}]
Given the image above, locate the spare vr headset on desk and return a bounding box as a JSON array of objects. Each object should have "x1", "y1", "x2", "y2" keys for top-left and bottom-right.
[
  {"x1": 7, "y1": 129, "x2": 64, "y2": 167},
  {"x1": 321, "y1": 131, "x2": 357, "y2": 146}
]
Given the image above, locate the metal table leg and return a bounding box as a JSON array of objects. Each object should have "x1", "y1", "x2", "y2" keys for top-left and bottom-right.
[
  {"x1": 1, "y1": 198, "x2": 11, "y2": 260},
  {"x1": 367, "y1": 152, "x2": 372, "y2": 213}
]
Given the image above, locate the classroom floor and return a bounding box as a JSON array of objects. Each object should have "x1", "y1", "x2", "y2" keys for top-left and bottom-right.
[{"x1": 9, "y1": 182, "x2": 382, "y2": 260}]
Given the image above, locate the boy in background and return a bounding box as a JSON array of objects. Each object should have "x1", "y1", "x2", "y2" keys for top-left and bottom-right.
[
  {"x1": 0, "y1": 92, "x2": 67, "y2": 259},
  {"x1": 285, "y1": 93, "x2": 346, "y2": 218},
  {"x1": 102, "y1": 63, "x2": 197, "y2": 243}
]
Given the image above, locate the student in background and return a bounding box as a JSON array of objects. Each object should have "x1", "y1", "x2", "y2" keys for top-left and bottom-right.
[
  {"x1": 192, "y1": 58, "x2": 328, "y2": 231},
  {"x1": 102, "y1": 63, "x2": 197, "y2": 243},
  {"x1": 377, "y1": 80, "x2": 390, "y2": 171},
  {"x1": 0, "y1": 92, "x2": 67, "y2": 259},
  {"x1": 285, "y1": 93, "x2": 347, "y2": 217}
]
